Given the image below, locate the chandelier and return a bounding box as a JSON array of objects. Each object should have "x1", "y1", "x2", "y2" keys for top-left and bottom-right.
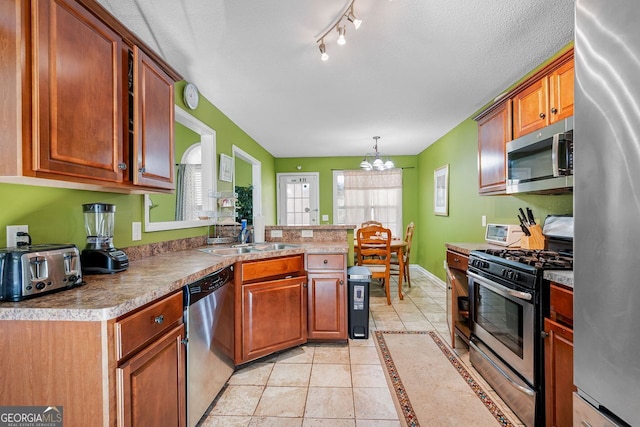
[
  {"x1": 316, "y1": 0, "x2": 362, "y2": 61},
  {"x1": 360, "y1": 136, "x2": 395, "y2": 170}
]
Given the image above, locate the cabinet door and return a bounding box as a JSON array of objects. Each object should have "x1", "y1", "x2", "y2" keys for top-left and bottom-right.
[
  {"x1": 477, "y1": 100, "x2": 511, "y2": 194},
  {"x1": 32, "y1": 0, "x2": 123, "y2": 182},
  {"x1": 132, "y1": 46, "x2": 175, "y2": 190},
  {"x1": 241, "y1": 276, "x2": 307, "y2": 363},
  {"x1": 544, "y1": 318, "x2": 575, "y2": 427},
  {"x1": 307, "y1": 272, "x2": 346, "y2": 340},
  {"x1": 117, "y1": 323, "x2": 186, "y2": 427},
  {"x1": 513, "y1": 78, "x2": 549, "y2": 139},
  {"x1": 549, "y1": 59, "x2": 574, "y2": 124}
]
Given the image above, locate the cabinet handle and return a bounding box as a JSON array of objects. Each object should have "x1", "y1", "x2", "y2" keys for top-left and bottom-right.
[
  {"x1": 339, "y1": 280, "x2": 344, "y2": 286},
  {"x1": 454, "y1": 258, "x2": 459, "y2": 262},
  {"x1": 139, "y1": 167, "x2": 146, "y2": 174},
  {"x1": 181, "y1": 338, "x2": 188, "y2": 345},
  {"x1": 323, "y1": 259, "x2": 328, "y2": 264},
  {"x1": 539, "y1": 112, "x2": 546, "y2": 119},
  {"x1": 551, "y1": 107, "x2": 558, "y2": 114},
  {"x1": 540, "y1": 331, "x2": 549, "y2": 338},
  {"x1": 118, "y1": 163, "x2": 127, "y2": 170},
  {"x1": 154, "y1": 314, "x2": 164, "y2": 324}
]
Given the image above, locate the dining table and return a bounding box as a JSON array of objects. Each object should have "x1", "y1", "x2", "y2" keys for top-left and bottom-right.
[{"x1": 354, "y1": 238, "x2": 408, "y2": 300}]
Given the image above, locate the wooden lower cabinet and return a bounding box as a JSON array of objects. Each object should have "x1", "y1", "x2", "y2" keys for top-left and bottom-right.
[
  {"x1": 0, "y1": 290, "x2": 185, "y2": 426},
  {"x1": 239, "y1": 276, "x2": 307, "y2": 363},
  {"x1": 544, "y1": 282, "x2": 575, "y2": 427},
  {"x1": 117, "y1": 324, "x2": 186, "y2": 427},
  {"x1": 307, "y1": 253, "x2": 347, "y2": 341},
  {"x1": 446, "y1": 249, "x2": 470, "y2": 348},
  {"x1": 236, "y1": 255, "x2": 308, "y2": 364}
]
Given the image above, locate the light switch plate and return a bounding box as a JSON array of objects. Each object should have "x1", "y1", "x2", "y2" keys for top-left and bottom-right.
[
  {"x1": 271, "y1": 229, "x2": 283, "y2": 238},
  {"x1": 132, "y1": 222, "x2": 142, "y2": 241},
  {"x1": 301, "y1": 229, "x2": 313, "y2": 238},
  {"x1": 482, "y1": 215, "x2": 487, "y2": 227}
]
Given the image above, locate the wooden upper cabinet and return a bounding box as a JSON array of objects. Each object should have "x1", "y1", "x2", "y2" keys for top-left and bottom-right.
[
  {"x1": 132, "y1": 47, "x2": 175, "y2": 190},
  {"x1": 31, "y1": 0, "x2": 124, "y2": 182},
  {"x1": 513, "y1": 51, "x2": 574, "y2": 139},
  {"x1": 476, "y1": 99, "x2": 512, "y2": 194},
  {"x1": 549, "y1": 59, "x2": 574, "y2": 124}
]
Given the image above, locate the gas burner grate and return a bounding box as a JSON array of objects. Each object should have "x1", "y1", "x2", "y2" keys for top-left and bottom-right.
[{"x1": 484, "y1": 249, "x2": 573, "y2": 270}]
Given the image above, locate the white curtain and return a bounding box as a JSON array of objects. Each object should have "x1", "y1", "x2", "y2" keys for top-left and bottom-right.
[
  {"x1": 343, "y1": 169, "x2": 403, "y2": 237},
  {"x1": 175, "y1": 164, "x2": 202, "y2": 221}
]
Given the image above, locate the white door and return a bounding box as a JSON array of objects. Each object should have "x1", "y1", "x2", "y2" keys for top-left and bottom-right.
[{"x1": 277, "y1": 173, "x2": 319, "y2": 225}]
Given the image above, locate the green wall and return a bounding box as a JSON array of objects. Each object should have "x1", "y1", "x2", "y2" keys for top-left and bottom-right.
[
  {"x1": 274, "y1": 156, "x2": 419, "y2": 230},
  {"x1": 0, "y1": 82, "x2": 276, "y2": 249},
  {"x1": 417, "y1": 118, "x2": 573, "y2": 281}
]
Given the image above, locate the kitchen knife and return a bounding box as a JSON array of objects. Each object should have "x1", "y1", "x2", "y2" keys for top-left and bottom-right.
[
  {"x1": 519, "y1": 208, "x2": 529, "y2": 225},
  {"x1": 517, "y1": 214, "x2": 532, "y2": 236},
  {"x1": 526, "y1": 207, "x2": 536, "y2": 225}
]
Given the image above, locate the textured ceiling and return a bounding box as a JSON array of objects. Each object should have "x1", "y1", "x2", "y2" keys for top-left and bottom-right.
[{"x1": 96, "y1": 0, "x2": 575, "y2": 158}]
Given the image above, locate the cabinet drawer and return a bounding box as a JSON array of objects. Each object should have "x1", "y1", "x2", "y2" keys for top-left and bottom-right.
[
  {"x1": 550, "y1": 283, "x2": 573, "y2": 326},
  {"x1": 116, "y1": 291, "x2": 183, "y2": 361},
  {"x1": 447, "y1": 251, "x2": 469, "y2": 272},
  {"x1": 307, "y1": 254, "x2": 345, "y2": 270},
  {"x1": 241, "y1": 255, "x2": 305, "y2": 282}
]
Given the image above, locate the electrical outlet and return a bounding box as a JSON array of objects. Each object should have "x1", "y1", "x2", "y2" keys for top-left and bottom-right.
[
  {"x1": 301, "y1": 229, "x2": 313, "y2": 238},
  {"x1": 321, "y1": 214, "x2": 329, "y2": 222},
  {"x1": 443, "y1": 259, "x2": 447, "y2": 269},
  {"x1": 271, "y1": 229, "x2": 283, "y2": 238},
  {"x1": 482, "y1": 215, "x2": 487, "y2": 227},
  {"x1": 132, "y1": 222, "x2": 142, "y2": 241},
  {"x1": 7, "y1": 225, "x2": 29, "y2": 247}
]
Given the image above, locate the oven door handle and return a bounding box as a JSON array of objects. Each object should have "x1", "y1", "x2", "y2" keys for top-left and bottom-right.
[
  {"x1": 469, "y1": 340, "x2": 536, "y2": 397},
  {"x1": 467, "y1": 271, "x2": 533, "y2": 301}
]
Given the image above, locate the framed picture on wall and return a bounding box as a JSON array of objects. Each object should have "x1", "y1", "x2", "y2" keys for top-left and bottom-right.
[
  {"x1": 219, "y1": 154, "x2": 233, "y2": 182},
  {"x1": 434, "y1": 164, "x2": 449, "y2": 216}
]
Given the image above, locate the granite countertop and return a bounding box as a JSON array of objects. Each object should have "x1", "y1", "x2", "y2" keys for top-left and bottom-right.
[
  {"x1": 0, "y1": 242, "x2": 348, "y2": 322},
  {"x1": 445, "y1": 242, "x2": 507, "y2": 255},
  {"x1": 543, "y1": 270, "x2": 574, "y2": 288}
]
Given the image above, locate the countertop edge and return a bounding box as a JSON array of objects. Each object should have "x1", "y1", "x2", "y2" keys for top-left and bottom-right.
[{"x1": 0, "y1": 243, "x2": 349, "y2": 321}]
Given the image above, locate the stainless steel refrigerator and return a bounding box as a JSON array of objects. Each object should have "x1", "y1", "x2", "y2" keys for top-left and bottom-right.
[{"x1": 575, "y1": 0, "x2": 640, "y2": 425}]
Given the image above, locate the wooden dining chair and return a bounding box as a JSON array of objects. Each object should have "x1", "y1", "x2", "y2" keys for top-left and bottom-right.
[
  {"x1": 391, "y1": 222, "x2": 415, "y2": 287},
  {"x1": 356, "y1": 225, "x2": 393, "y2": 305}
]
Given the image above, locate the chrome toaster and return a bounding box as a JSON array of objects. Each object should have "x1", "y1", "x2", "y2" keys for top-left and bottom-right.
[{"x1": 0, "y1": 244, "x2": 84, "y2": 301}]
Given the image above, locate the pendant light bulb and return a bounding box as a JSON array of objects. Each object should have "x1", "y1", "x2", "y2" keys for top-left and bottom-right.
[
  {"x1": 318, "y1": 40, "x2": 329, "y2": 61},
  {"x1": 384, "y1": 159, "x2": 395, "y2": 169},
  {"x1": 337, "y1": 26, "x2": 346, "y2": 45}
]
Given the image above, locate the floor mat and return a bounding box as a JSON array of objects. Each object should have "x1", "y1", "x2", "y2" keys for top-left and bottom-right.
[{"x1": 374, "y1": 330, "x2": 518, "y2": 427}]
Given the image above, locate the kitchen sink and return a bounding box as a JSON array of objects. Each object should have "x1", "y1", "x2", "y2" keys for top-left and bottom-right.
[{"x1": 199, "y1": 243, "x2": 300, "y2": 257}]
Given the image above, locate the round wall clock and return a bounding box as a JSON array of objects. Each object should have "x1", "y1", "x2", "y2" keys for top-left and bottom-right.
[{"x1": 183, "y1": 82, "x2": 199, "y2": 109}]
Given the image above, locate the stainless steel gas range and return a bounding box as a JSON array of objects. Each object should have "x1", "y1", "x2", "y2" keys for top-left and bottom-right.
[{"x1": 467, "y1": 246, "x2": 572, "y2": 427}]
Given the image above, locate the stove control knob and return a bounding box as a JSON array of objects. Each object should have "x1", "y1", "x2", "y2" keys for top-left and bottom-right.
[
  {"x1": 512, "y1": 272, "x2": 520, "y2": 281},
  {"x1": 501, "y1": 268, "x2": 507, "y2": 277},
  {"x1": 506, "y1": 270, "x2": 514, "y2": 280},
  {"x1": 35, "y1": 282, "x2": 46, "y2": 290},
  {"x1": 482, "y1": 261, "x2": 490, "y2": 269}
]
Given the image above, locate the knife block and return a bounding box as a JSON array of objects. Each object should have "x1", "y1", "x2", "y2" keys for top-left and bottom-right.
[{"x1": 521, "y1": 224, "x2": 545, "y2": 249}]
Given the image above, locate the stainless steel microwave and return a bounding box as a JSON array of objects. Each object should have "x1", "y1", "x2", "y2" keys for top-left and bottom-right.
[{"x1": 506, "y1": 117, "x2": 573, "y2": 194}]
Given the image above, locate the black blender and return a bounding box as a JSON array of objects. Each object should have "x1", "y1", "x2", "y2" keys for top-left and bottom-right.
[{"x1": 80, "y1": 203, "x2": 129, "y2": 274}]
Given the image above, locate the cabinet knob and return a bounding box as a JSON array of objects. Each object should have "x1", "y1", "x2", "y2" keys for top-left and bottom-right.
[
  {"x1": 139, "y1": 167, "x2": 146, "y2": 173},
  {"x1": 181, "y1": 338, "x2": 188, "y2": 345},
  {"x1": 540, "y1": 331, "x2": 549, "y2": 338},
  {"x1": 551, "y1": 107, "x2": 558, "y2": 114},
  {"x1": 339, "y1": 280, "x2": 344, "y2": 286},
  {"x1": 323, "y1": 259, "x2": 328, "y2": 264},
  {"x1": 303, "y1": 283, "x2": 308, "y2": 288},
  {"x1": 539, "y1": 112, "x2": 546, "y2": 119},
  {"x1": 118, "y1": 163, "x2": 127, "y2": 170},
  {"x1": 154, "y1": 314, "x2": 164, "y2": 324}
]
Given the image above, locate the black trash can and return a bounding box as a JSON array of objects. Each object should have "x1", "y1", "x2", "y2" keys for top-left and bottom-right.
[{"x1": 347, "y1": 266, "x2": 371, "y2": 339}]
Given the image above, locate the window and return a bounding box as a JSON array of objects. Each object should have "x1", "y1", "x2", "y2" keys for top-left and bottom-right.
[
  {"x1": 333, "y1": 169, "x2": 403, "y2": 236},
  {"x1": 175, "y1": 143, "x2": 203, "y2": 221}
]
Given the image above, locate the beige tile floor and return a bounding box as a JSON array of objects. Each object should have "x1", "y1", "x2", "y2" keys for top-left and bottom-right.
[{"x1": 199, "y1": 269, "x2": 524, "y2": 427}]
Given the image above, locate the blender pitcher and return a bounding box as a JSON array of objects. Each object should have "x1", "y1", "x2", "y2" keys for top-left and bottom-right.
[{"x1": 81, "y1": 203, "x2": 129, "y2": 274}]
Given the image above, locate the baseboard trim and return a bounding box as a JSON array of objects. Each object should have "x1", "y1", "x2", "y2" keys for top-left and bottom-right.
[{"x1": 408, "y1": 264, "x2": 446, "y2": 289}]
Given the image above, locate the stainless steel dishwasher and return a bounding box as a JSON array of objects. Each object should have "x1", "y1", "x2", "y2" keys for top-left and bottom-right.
[{"x1": 184, "y1": 265, "x2": 235, "y2": 427}]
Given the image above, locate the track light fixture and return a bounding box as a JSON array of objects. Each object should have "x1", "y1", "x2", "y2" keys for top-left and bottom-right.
[
  {"x1": 360, "y1": 136, "x2": 395, "y2": 171},
  {"x1": 315, "y1": 0, "x2": 362, "y2": 61}
]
